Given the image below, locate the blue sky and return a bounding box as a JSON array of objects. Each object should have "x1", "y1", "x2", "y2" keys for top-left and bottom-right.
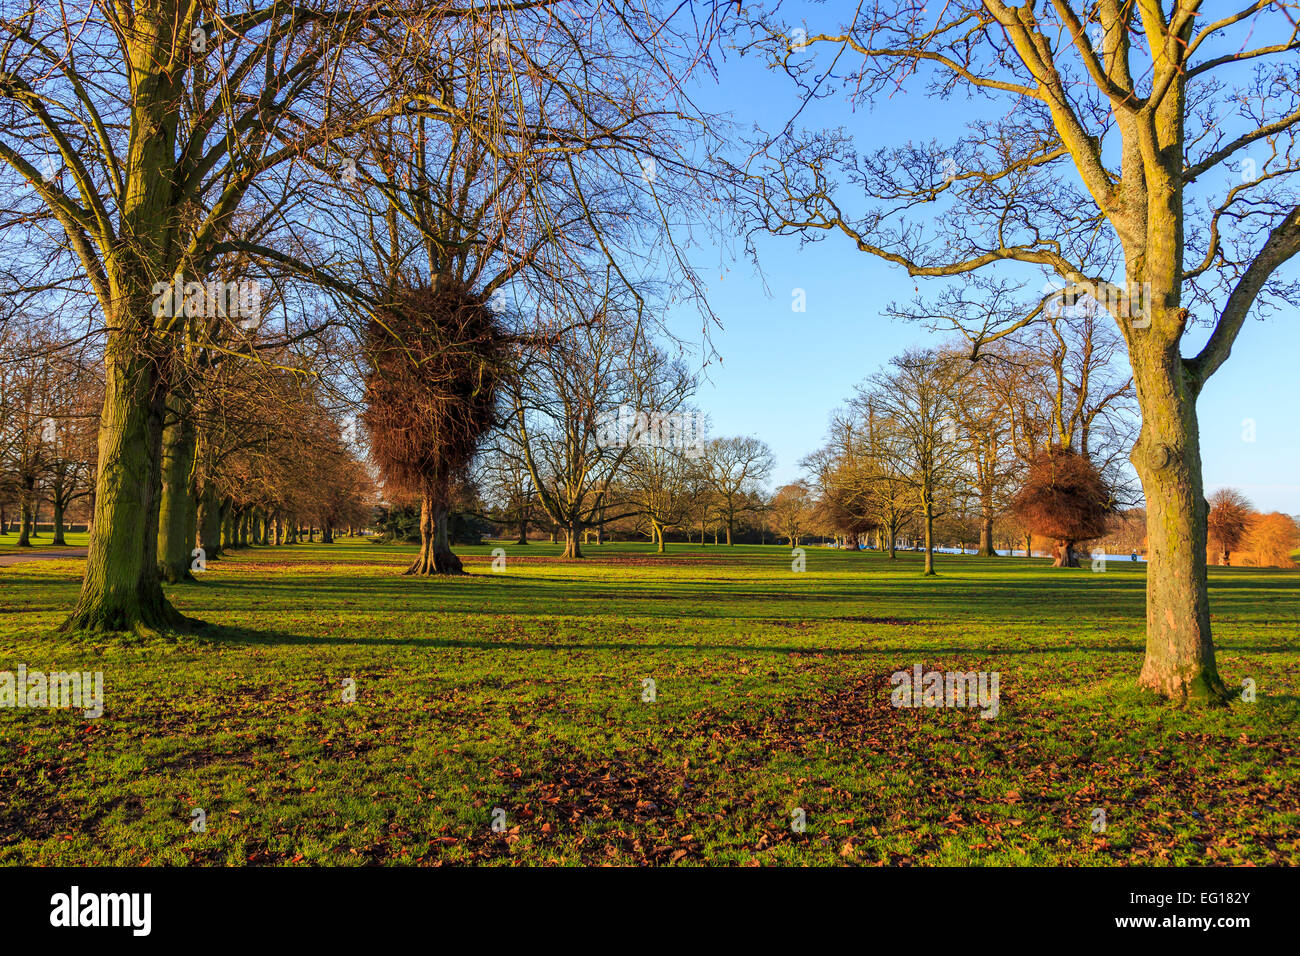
[{"x1": 665, "y1": 14, "x2": 1300, "y2": 514}]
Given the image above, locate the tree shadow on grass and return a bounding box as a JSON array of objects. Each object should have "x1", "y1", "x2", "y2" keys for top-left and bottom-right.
[{"x1": 195, "y1": 621, "x2": 1171, "y2": 657}]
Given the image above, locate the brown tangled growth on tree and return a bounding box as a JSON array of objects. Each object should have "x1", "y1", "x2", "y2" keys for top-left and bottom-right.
[
  {"x1": 1011, "y1": 446, "x2": 1114, "y2": 568},
  {"x1": 363, "y1": 279, "x2": 506, "y2": 575}
]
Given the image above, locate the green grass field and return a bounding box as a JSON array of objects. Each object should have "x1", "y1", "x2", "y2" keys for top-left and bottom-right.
[
  {"x1": 1, "y1": 539, "x2": 1297, "y2": 866},
  {"x1": 0, "y1": 530, "x2": 89, "y2": 556}
]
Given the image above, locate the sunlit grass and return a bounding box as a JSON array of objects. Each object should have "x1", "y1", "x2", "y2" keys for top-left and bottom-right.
[
  {"x1": 0, "y1": 530, "x2": 90, "y2": 556},
  {"x1": 1, "y1": 538, "x2": 1297, "y2": 865}
]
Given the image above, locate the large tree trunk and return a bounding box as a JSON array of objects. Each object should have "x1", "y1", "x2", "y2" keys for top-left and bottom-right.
[
  {"x1": 516, "y1": 516, "x2": 528, "y2": 544},
  {"x1": 186, "y1": 483, "x2": 198, "y2": 554},
  {"x1": 61, "y1": 6, "x2": 190, "y2": 634},
  {"x1": 220, "y1": 499, "x2": 234, "y2": 551},
  {"x1": 562, "y1": 521, "x2": 583, "y2": 559},
  {"x1": 1052, "y1": 540, "x2": 1080, "y2": 568},
  {"x1": 1130, "y1": 349, "x2": 1228, "y2": 704},
  {"x1": 51, "y1": 497, "x2": 66, "y2": 546},
  {"x1": 197, "y1": 485, "x2": 222, "y2": 560},
  {"x1": 16, "y1": 481, "x2": 33, "y2": 547},
  {"x1": 61, "y1": 354, "x2": 185, "y2": 633},
  {"x1": 977, "y1": 505, "x2": 996, "y2": 557},
  {"x1": 922, "y1": 498, "x2": 936, "y2": 576},
  {"x1": 407, "y1": 492, "x2": 464, "y2": 575},
  {"x1": 157, "y1": 397, "x2": 197, "y2": 583}
]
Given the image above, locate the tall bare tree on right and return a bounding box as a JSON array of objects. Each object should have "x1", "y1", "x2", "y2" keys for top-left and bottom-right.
[{"x1": 740, "y1": 1, "x2": 1300, "y2": 704}]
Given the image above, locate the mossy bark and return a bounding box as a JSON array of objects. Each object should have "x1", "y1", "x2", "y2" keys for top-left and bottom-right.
[
  {"x1": 157, "y1": 394, "x2": 197, "y2": 583},
  {"x1": 197, "y1": 484, "x2": 222, "y2": 561},
  {"x1": 61, "y1": 354, "x2": 187, "y2": 634},
  {"x1": 51, "y1": 499, "x2": 66, "y2": 546},
  {"x1": 562, "y1": 522, "x2": 584, "y2": 559},
  {"x1": 977, "y1": 510, "x2": 996, "y2": 557},
  {"x1": 1130, "y1": 338, "x2": 1228, "y2": 705},
  {"x1": 60, "y1": 5, "x2": 194, "y2": 635},
  {"x1": 407, "y1": 493, "x2": 463, "y2": 575}
]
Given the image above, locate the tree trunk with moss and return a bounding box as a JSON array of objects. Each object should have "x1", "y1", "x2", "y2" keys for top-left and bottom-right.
[
  {"x1": 407, "y1": 492, "x2": 463, "y2": 575},
  {"x1": 51, "y1": 499, "x2": 66, "y2": 546},
  {"x1": 562, "y1": 520, "x2": 584, "y2": 559},
  {"x1": 197, "y1": 484, "x2": 222, "y2": 561},
  {"x1": 977, "y1": 507, "x2": 996, "y2": 557},
  {"x1": 61, "y1": 351, "x2": 186, "y2": 633},
  {"x1": 1130, "y1": 333, "x2": 1227, "y2": 704},
  {"x1": 157, "y1": 394, "x2": 197, "y2": 583},
  {"x1": 16, "y1": 479, "x2": 34, "y2": 547},
  {"x1": 58, "y1": 5, "x2": 192, "y2": 634},
  {"x1": 922, "y1": 499, "x2": 936, "y2": 576}
]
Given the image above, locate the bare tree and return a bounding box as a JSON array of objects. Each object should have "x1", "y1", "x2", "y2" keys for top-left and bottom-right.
[
  {"x1": 866, "y1": 349, "x2": 969, "y2": 575},
  {"x1": 701, "y1": 436, "x2": 775, "y2": 545},
  {"x1": 624, "y1": 430, "x2": 700, "y2": 553},
  {"x1": 501, "y1": 300, "x2": 692, "y2": 558},
  {"x1": 768, "y1": 481, "x2": 815, "y2": 548}
]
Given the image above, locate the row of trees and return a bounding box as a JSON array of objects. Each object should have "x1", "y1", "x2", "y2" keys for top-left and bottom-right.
[
  {"x1": 0, "y1": 2, "x2": 727, "y2": 628},
  {"x1": 0, "y1": 312, "x2": 373, "y2": 567},
  {"x1": 484, "y1": 320, "x2": 778, "y2": 557},
  {"x1": 0, "y1": 319, "x2": 100, "y2": 544},
  {"x1": 803, "y1": 298, "x2": 1137, "y2": 573}
]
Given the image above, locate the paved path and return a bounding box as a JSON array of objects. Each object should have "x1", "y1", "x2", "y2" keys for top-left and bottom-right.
[{"x1": 0, "y1": 547, "x2": 88, "y2": 567}]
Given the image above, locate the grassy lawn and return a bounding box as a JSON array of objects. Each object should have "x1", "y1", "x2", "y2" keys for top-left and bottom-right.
[
  {"x1": 1, "y1": 539, "x2": 1297, "y2": 866},
  {"x1": 0, "y1": 531, "x2": 90, "y2": 556}
]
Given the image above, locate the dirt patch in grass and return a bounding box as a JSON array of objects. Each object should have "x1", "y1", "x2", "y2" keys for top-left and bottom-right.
[
  {"x1": 491, "y1": 749, "x2": 702, "y2": 864},
  {"x1": 0, "y1": 757, "x2": 87, "y2": 846}
]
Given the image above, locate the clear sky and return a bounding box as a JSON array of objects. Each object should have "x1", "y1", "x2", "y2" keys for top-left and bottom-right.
[{"x1": 665, "y1": 12, "x2": 1300, "y2": 515}]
